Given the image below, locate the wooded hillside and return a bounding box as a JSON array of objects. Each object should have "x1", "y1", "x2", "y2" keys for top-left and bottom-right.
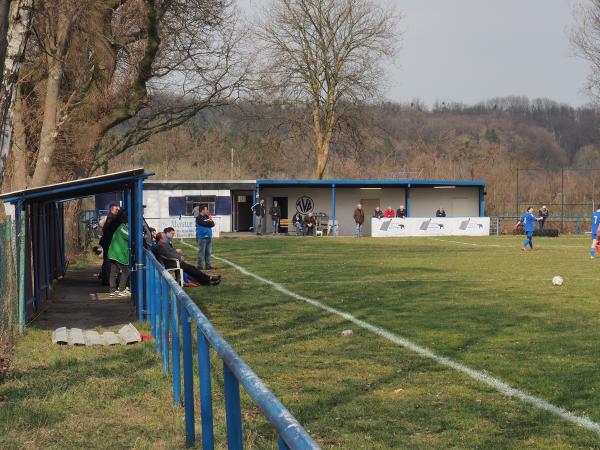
[{"x1": 108, "y1": 96, "x2": 600, "y2": 216}]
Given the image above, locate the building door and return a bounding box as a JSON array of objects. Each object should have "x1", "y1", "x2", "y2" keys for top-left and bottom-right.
[
  {"x1": 361, "y1": 198, "x2": 380, "y2": 236},
  {"x1": 272, "y1": 196, "x2": 288, "y2": 233},
  {"x1": 233, "y1": 191, "x2": 254, "y2": 232}
]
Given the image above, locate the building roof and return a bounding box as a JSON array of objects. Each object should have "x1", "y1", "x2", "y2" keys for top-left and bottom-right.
[
  {"x1": 0, "y1": 168, "x2": 153, "y2": 204},
  {"x1": 141, "y1": 179, "x2": 486, "y2": 189},
  {"x1": 257, "y1": 179, "x2": 486, "y2": 188}
]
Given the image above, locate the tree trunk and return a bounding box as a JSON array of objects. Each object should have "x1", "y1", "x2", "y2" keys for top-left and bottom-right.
[
  {"x1": 315, "y1": 139, "x2": 330, "y2": 180},
  {"x1": 0, "y1": 0, "x2": 33, "y2": 189},
  {"x1": 64, "y1": 200, "x2": 82, "y2": 258},
  {"x1": 10, "y1": 87, "x2": 27, "y2": 190},
  {"x1": 30, "y1": 59, "x2": 63, "y2": 187}
]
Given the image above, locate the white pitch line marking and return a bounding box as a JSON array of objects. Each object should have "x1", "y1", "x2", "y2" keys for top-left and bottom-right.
[
  {"x1": 428, "y1": 237, "x2": 587, "y2": 249},
  {"x1": 179, "y1": 240, "x2": 600, "y2": 436}
]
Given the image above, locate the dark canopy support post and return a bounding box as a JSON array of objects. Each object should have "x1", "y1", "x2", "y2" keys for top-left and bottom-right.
[
  {"x1": 331, "y1": 184, "x2": 336, "y2": 236},
  {"x1": 134, "y1": 177, "x2": 145, "y2": 321}
]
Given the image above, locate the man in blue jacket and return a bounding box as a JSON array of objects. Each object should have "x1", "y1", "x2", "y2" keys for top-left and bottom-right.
[
  {"x1": 196, "y1": 206, "x2": 215, "y2": 269},
  {"x1": 515, "y1": 206, "x2": 543, "y2": 252}
]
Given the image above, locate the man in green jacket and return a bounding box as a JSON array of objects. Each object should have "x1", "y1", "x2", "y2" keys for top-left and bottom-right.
[{"x1": 108, "y1": 211, "x2": 130, "y2": 297}]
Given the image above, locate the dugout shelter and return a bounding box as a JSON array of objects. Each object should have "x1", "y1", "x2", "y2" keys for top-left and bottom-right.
[{"x1": 0, "y1": 168, "x2": 153, "y2": 330}]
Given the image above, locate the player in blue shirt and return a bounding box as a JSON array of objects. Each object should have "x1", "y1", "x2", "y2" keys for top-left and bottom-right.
[
  {"x1": 515, "y1": 206, "x2": 543, "y2": 252},
  {"x1": 591, "y1": 209, "x2": 600, "y2": 258}
]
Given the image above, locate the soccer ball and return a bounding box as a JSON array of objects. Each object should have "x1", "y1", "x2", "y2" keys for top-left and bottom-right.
[{"x1": 552, "y1": 276, "x2": 564, "y2": 286}]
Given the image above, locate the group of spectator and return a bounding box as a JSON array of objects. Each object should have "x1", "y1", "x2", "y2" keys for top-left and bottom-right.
[
  {"x1": 291, "y1": 211, "x2": 317, "y2": 235},
  {"x1": 352, "y1": 203, "x2": 450, "y2": 236},
  {"x1": 98, "y1": 203, "x2": 220, "y2": 294}
]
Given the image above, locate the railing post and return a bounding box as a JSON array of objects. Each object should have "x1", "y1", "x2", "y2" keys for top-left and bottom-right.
[
  {"x1": 278, "y1": 435, "x2": 291, "y2": 450},
  {"x1": 162, "y1": 277, "x2": 169, "y2": 374},
  {"x1": 147, "y1": 255, "x2": 154, "y2": 336},
  {"x1": 198, "y1": 329, "x2": 215, "y2": 450},
  {"x1": 223, "y1": 362, "x2": 243, "y2": 450},
  {"x1": 154, "y1": 266, "x2": 161, "y2": 353},
  {"x1": 181, "y1": 306, "x2": 195, "y2": 448},
  {"x1": 171, "y1": 290, "x2": 182, "y2": 405}
]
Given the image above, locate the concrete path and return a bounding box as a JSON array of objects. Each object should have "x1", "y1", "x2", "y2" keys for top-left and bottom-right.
[{"x1": 34, "y1": 264, "x2": 135, "y2": 331}]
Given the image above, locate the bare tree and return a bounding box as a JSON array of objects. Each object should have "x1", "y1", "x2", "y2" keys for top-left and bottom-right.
[
  {"x1": 256, "y1": 0, "x2": 399, "y2": 179},
  {"x1": 572, "y1": 0, "x2": 600, "y2": 103},
  {"x1": 0, "y1": 0, "x2": 33, "y2": 189},
  {"x1": 10, "y1": 0, "x2": 248, "y2": 189}
]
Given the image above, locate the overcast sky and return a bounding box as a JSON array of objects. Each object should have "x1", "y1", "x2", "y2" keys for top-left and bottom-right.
[{"x1": 240, "y1": 0, "x2": 591, "y2": 107}]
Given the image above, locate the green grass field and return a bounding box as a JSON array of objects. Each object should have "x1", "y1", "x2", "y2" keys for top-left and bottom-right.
[{"x1": 179, "y1": 235, "x2": 600, "y2": 449}]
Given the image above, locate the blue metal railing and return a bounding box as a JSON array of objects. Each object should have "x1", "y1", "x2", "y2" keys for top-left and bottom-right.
[{"x1": 143, "y1": 249, "x2": 320, "y2": 450}]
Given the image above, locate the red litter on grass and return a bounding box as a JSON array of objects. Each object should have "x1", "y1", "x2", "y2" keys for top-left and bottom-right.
[{"x1": 140, "y1": 333, "x2": 152, "y2": 341}]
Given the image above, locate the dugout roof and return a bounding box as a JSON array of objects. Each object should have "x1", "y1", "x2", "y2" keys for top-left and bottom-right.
[
  {"x1": 256, "y1": 179, "x2": 486, "y2": 188},
  {"x1": 1, "y1": 168, "x2": 153, "y2": 330}
]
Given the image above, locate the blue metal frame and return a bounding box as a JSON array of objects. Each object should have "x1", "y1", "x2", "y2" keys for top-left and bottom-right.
[
  {"x1": 331, "y1": 184, "x2": 336, "y2": 236},
  {"x1": 144, "y1": 249, "x2": 319, "y2": 449},
  {"x1": 257, "y1": 179, "x2": 486, "y2": 188},
  {"x1": 405, "y1": 185, "x2": 411, "y2": 217}
]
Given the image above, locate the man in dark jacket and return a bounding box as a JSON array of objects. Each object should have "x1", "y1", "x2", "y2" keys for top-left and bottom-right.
[
  {"x1": 196, "y1": 206, "x2": 215, "y2": 269},
  {"x1": 396, "y1": 205, "x2": 407, "y2": 218},
  {"x1": 538, "y1": 205, "x2": 549, "y2": 230},
  {"x1": 372, "y1": 207, "x2": 385, "y2": 219},
  {"x1": 155, "y1": 233, "x2": 220, "y2": 286},
  {"x1": 98, "y1": 203, "x2": 121, "y2": 285},
  {"x1": 269, "y1": 201, "x2": 281, "y2": 235},
  {"x1": 292, "y1": 212, "x2": 304, "y2": 234},
  {"x1": 436, "y1": 207, "x2": 446, "y2": 217},
  {"x1": 251, "y1": 199, "x2": 266, "y2": 235},
  {"x1": 304, "y1": 212, "x2": 316, "y2": 236},
  {"x1": 353, "y1": 203, "x2": 365, "y2": 237}
]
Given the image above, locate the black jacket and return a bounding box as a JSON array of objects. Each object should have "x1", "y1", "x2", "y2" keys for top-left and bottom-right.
[
  {"x1": 252, "y1": 203, "x2": 266, "y2": 217},
  {"x1": 269, "y1": 206, "x2": 281, "y2": 218},
  {"x1": 155, "y1": 242, "x2": 182, "y2": 268},
  {"x1": 396, "y1": 208, "x2": 407, "y2": 218},
  {"x1": 292, "y1": 213, "x2": 304, "y2": 225},
  {"x1": 196, "y1": 214, "x2": 215, "y2": 228},
  {"x1": 436, "y1": 210, "x2": 446, "y2": 217}
]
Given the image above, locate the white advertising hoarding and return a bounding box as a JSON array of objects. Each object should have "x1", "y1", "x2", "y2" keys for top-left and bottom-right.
[
  {"x1": 146, "y1": 216, "x2": 222, "y2": 239},
  {"x1": 371, "y1": 217, "x2": 490, "y2": 237}
]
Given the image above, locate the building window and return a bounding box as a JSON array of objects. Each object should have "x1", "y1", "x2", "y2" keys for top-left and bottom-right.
[{"x1": 185, "y1": 196, "x2": 216, "y2": 215}]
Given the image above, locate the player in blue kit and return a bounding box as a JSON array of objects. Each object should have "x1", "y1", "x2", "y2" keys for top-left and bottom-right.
[
  {"x1": 591, "y1": 208, "x2": 600, "y2": 258},
  {"x1": 515, "y1": 206, "x2": 543, "y2": 252}
]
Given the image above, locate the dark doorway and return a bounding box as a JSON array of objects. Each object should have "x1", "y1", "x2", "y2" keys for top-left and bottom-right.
[
  {"x1": 233, "y1": 191, "x2": 254, "y2": 232},
  {"x1": 272, "y1": 197, "x2": 288, "y2": 233}
]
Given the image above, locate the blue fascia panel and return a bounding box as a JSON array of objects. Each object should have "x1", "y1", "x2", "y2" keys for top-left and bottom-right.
[{"x1": 256, "y1": 179, "x2": 486, "y2": 188}]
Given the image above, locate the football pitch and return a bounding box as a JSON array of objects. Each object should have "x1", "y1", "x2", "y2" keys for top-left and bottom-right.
[{"x1": 179, "y1": 236, "x2": 600, "y2": 449}]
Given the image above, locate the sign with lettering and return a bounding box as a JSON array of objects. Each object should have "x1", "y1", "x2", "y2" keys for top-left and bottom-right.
[
  {"x1": 371, "y1": 217, "x2": 490, "y2": 237},
  {"x1": 296, "y1": 196, "x2": 314, "y2": 214}
]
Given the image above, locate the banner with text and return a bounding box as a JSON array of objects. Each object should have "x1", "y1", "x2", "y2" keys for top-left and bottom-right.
[
  {"x1": 146, "y1": 216, "x2": 221, "y2": 239},
  {"x1": 371, "y1": 217, "x2": 490, "y2": 237}
]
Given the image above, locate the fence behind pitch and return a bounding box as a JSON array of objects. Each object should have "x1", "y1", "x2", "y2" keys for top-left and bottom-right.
[{"x1": 0, "y1": 218, "x2": 17, "y2": 347}]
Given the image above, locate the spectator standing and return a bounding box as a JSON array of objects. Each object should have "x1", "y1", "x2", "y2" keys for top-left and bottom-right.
[
  {"x1": 251, "y1": 199, "x2": 267, "y2": 235},
  {"x1": 269, "y1": 200, "x2": 281, "y2": 235},
  {"x1": 538, "y1": 205, "x2": 549, "y2": 230},
  {"x1": 304, "y1": 212, "x2": 316, "y2": 236},
  {"x1": 373, "y1": 206, "x2": 384, "y2": 219},
  {"x1": 384, "y1": 206, "x2": 395, "y2": 218},
  {"x1": 292, "y1": 212, "x2": 304, "y2": 234},
  {"x1": 196, "y1": 206, "x2": 215, "y2": 270},
  {"x1": 396, "y1": 205, "x2": 407, "y2": 218},
  {"x1": 353, "y1": 203, "x2": 365, "y2": 237},
  {"x1": 107, "y1": 211, "x2": 130, "y2": 297},
  {"x1": 98, "y1": 203, "x2": 121, "y2": 285},
  {"x1": 436, "y1": 207, "x2": 446, "y2": 217}
]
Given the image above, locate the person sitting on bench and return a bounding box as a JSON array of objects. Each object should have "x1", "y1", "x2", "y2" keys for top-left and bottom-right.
[
  {"x1": 154, "y1": 232, "x2": 221, "y2": 286},
  {"x1": 304, "y1": 212, "x2": 316, "y2": 236},
  {"x1": 292, "y1": 212, "x2": 304, "y2": 234}
]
